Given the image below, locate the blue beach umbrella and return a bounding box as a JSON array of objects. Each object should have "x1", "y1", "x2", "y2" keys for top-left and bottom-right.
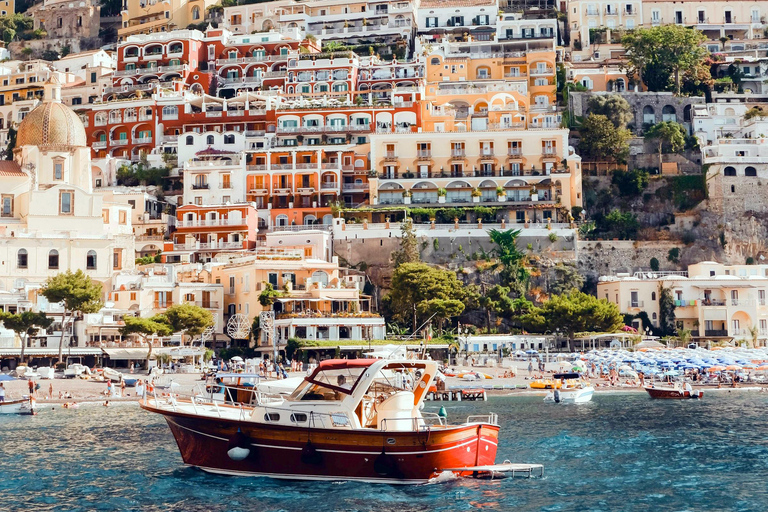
[{"x1": 0, "y1": 374, "x2": 17, "y2": 381}]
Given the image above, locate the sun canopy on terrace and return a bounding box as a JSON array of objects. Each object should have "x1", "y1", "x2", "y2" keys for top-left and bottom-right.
[
  {"x1": 228, "y1": 91, "x2": 271, "y2": 106},
  {"x1": 574, "y1": 332, "x2": 639, "y2": 351}
]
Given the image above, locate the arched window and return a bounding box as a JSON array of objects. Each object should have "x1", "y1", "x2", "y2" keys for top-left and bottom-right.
[
  {"x1": 312, "y1": 270, "x2": 329, "y2": 286},
  {"x1": 724, "y1": 166, "x2": 737, "y2": 176},
  {"x1": 745, "y1": 166, "x2": 757, "y2": 176},
  {"x1": 224, "y1": 134, "x2": 235, "y2": 144},
  {"x1": 206, "y1": 135, "x2": 214, "y2": 145},
  {"x1": 48, "y1": 249, "x2": 59, "y2": 269},
  {"x1": 643, "y1": 105, "x2": 655, "y2": 124},
  {"x1": 662, "y1": 105, "x2": 676, "y2": 122},
  {"x1": 86, "y1": 250, "x2": 97, "y2": 270},
  {"x1": 162, "y1": 105, "x2": 178, "y2": 118},
  {"x1": 430, "y1": 58, "x2": 440, "y2": 65},
  {"x1": 17, "y1": 248, "x2": 27, "y2": 269},
  {"x1": 185, "y1": 135, "x2": 194, "y2": 145},
  {"x1": 192, "y1": 6, "x2": 200, "y2": 20},
  {"x1": 651, "y1": 292, "x2": 656, "y2": 301}
]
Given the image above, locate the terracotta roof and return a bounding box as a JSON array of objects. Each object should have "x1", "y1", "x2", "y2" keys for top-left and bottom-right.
[
  {"x1": 0, "y1": 161, "x2": 25, "y2": 177},
  {"x1": 419, "y1": 0, "x2": 494, "y2": 7}
]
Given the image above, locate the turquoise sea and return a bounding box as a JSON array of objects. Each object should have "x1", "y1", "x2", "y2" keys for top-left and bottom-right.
[{"x1": 1, "y1": 391, "x2": 767, "y2": 512}]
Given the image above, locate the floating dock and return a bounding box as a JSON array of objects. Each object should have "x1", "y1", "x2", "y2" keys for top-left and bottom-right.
[{"x1": 444, "y1": 462, "x2": 545, "y2": 479}]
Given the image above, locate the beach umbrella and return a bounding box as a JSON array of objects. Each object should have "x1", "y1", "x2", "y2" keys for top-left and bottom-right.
[
  {"x1": 230, "y1": 356, "x2": 244, "y2": 362},
  {"x1": 725, "y1": 365, "x2": 742, "y2": 371},
  {"x1": 0, "y1": 374, "x2": 17, "y2": 381},
  {"x1": 708, "y1": 366, "x2": 725, "y2": 372},
  {"x1": 571, "y1": 366, "x2": 584, "y2": 372}
]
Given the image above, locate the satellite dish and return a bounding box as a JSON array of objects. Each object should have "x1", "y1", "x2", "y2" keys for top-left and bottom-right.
[{"x1": 226, "y1": 314, "x2": 251, "y2": 340}]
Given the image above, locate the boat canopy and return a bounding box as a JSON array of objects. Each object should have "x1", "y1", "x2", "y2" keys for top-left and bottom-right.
[{"x1": 553, "y1": 373, "x2": 581, "y2": 380}]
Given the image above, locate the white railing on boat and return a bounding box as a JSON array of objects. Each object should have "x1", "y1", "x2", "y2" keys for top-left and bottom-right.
[{"x1": 466, "y1": 413, "x2": 499, "y2": 425}]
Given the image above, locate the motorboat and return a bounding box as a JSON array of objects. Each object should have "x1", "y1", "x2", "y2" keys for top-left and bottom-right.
[
  {"x1": 13, "y1": 365, "x2": 40, "y2": 380},
  {"x1": 141, "y1": 359, "x2": 500, "y2": 484},
  {"x1": 37, "y1": 367, "x2": 55, "y2": 380},
  {"x1": 102, "y1": 367, "x2": 123, "y2": 382},
  {"x1": 64, "y1": 364, "x2": 91, "y2": 379},
  {"x1": 0, "y1": 397, "x2": 34, "y2": 415},
  {"x1": 544, "y1": 373, "x2": 595, "y2": 403},
  {"x1": 644, "y1": 382, "x2": 703, "y2": 399},
  {"x1": 529, "y1": 378, "x2": 562, "y2": 390}
]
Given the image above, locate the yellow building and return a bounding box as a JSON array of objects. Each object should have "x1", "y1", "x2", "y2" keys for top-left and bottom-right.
[
  {"x1": 0, "y1": 0, "x2": 13, "y2": 16},
  {"x1": 118, "y1": 0, "x2": 218, "y2": 41}
]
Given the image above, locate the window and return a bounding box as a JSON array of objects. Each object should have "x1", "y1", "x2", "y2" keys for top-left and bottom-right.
[
  {"x1": 206, "y1": 135, "x2": 214, "y2": 145},
  {"x1": 119, "y1": 211, "x2": 127, "y2": 224},
  {"x1": 17, "y1": 248, "x2": 27, "y2": 269},
  {"x1": 222, "y1": 174, "x2": 231, "y2": 189},
  {"x1": 162, "y1": 105, "x2": 178, "y2": 119},
  {"x1": 192, "y1": 6, "x2": 200, "y2": 20},
  {"x1": 48, "y1": 250, "x2": 59, "y2": 269},
  {"x1": 731, "y1": 290, "x2": 739, "y2": 305},
  {"x1": 60, "y1": 191, "x2": 73, "y2": 214},
  {"x1": 224, "y1": 134, "x2": 235, "y2": 144},
  {"x1": 54, "y1": 163, "x2": 63, "y2": 180},
  {"x1": 185, "y1": 135, "x2": 194, "y2": 145},
  {"x1": 1, "y1": 194, "x2": 11, "y2": 217},
  {"x1": 113, "y1": 249, "x2": 122, "y2": 270},
  {"x1": 86, "y1": 250, "x2": 97, "y2": 270}
]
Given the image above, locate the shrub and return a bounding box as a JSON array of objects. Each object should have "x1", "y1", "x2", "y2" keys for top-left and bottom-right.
[
  {"x1": 548, "y1": 232, "x2": 558, "y2": 243},
  {"x1": 650, "y1": 257, "x2": 660, "y2": 271},
  {"x1": 668, "y1": 247, "x2": 680, "y2": 263},
  {"x1": 612, "y1": 169, "x2": 650, "y2": 197}
]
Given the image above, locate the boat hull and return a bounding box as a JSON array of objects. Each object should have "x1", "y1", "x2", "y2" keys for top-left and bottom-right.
[
  {"x1": 0, "y1": 399, "x2": 31, "y2": 414},
  {"x1": 644, "y1": 386, "x2": 702, "y2": 399},
  {"x1": 142, "y1": 402, "x2": 499, "y2": 484},
  {"x1": 544, "y1": 386, "x2": 595, "y2": 403}
]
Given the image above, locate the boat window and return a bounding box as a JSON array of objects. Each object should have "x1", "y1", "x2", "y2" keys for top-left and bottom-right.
[
  {"x1": 264, "y1": 413, "x2": 280, "y2": 422},
  {"x1": 290, "y1": 413, "x2": 307, "y2": 423},
  {"x1": 288, "y1": 367, "x2": 367, "y2": 401},
  {"x1": 331, "y1": 413, "x2": 350, "y2": 427}
]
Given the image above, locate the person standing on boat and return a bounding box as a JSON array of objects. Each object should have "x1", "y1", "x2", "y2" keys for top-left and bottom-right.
[{"x1": 0, "y1": 382, "x2": 5, "y2": 402}]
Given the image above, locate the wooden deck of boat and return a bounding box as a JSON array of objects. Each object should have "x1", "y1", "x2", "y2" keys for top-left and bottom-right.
[{"x1": 444, "y1": 462, "x2": 544, "y2": 478}]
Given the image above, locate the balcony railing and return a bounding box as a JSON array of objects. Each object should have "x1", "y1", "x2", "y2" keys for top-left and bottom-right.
[
  {"x1": 191, "y1": 184, "x2": 210, "y2": 190},
  {"x1": 321, "y1": 182, "x2": 338, "y2": 189},
  {"x1": 704, "y1": 329, "x2": 729, "y2": 337},
  {"x1": 342, "y1": 183, "x2": 368, "y2": 191},
  {"x1": 627, "y1": 301, "x2": 645, "y2": 308},
  {"x1": 417, "y1": 150, "x2": 432, "y2": 159},
  {"x1": 180, "y1": 218, "x2": 246, "y2": 227},
  {"x1": 192, "y1": 301, "x2": 220, "y2": 309},
  {"x1": 153, "y1": 302, "x2": 174, "y2": 309}
]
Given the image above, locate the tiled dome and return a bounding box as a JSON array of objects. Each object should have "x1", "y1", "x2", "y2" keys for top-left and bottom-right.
[{"x1": 16, "y1": 76, "x2": 86, "y2": 148}]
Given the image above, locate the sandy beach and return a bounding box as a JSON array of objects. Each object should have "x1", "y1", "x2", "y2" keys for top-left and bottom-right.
[{"x1": 3, "y1": 359, "x2": 762, "y2": 405}]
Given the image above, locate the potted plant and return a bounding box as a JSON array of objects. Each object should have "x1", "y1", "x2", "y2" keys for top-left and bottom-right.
[
  {"x1": 471, "y1": 188, "x2": 482, "y2": 203},
  {"x1": 496, "y1": 186, "x2": 506, "y2": 202},
  {"x1": 437, "y1": 188, "x2": 447, "y2": 203},
  {"x1": 530, "y1": 187, "x2": 538, "y2": 202},
  {"x1": 402, "y1": 190, "x2": 411, "y2": 204}
]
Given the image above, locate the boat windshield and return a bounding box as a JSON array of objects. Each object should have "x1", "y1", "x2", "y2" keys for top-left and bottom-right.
[{"x1": 288, "y1": 367, "x2": 366, "y2": 401}]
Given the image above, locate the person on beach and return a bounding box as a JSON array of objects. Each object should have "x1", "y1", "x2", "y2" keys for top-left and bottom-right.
[
  {"x1": 48, "y1": 383, "x2": 53, "y2": 400},
  {"x1": 120, "y1": 379, "x2": 126, "y2": 397},
  {"x1": 528, "y1": 361, "x2": 533, "y2": 376},
  {"x1": 0, "y1": 382, "x2": 5, "y2": 402},
  {"x1": 28, "y1": 378, "x2": 35, "y2": 396},
  {"x1": 106, "y1": 380, "x2": 113, "y2": 397}
]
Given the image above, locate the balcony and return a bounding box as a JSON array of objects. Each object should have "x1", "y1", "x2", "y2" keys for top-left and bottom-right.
[
  {"x1": 627, "y1": 301, "x2": 645, "y2": 308},
  {"x1": 192, "y1": 301, "x2": 220, "y2": 309},
  {"x1": 157, "y1": 64, "x2": 188, "y2": 73},
  {"x1": 153, "y1": 302, "x2": 174, "y2": 309},
  {"x1": 451, "y1": 150, "x2": 466, "y2": 158},
  {"x1": 179, "y1": 218, "x2": 246, "y2": 228},
  {"x1": 530, "y1": 67, "x2": 554, "y2": 76},
  {"x1": 274, "y1": 187, "x2": 292, "y2": 195},
  {"x1": 191, "y1": 184, "x2": 210, "y2": 190},
  {"x1": 704, "y1": 330, "x2": 729, "y2": 337},
  {"x1": 417, "y1": 150, "x2": 432, "y2": 159},
  {"x1": 172, "y1": 241, "x2": 244, "y2": 251},
  {"x1": 133, "y1": 137, "x2": 153, "y2": 144},
  {"x1": 111, "y1": 139, "x2": 129, "y2": 146},
  {"x1": 384, "y1": 152, "x2": 398, "y2": 161},
  {"x1": 297, "y1": 187, "x2": 315, "y2": 194},
  {"x1": 320, "y1": 182, "x2": 338, "y2": 190},
  {"x1": 93, "y1": 141, "x2": 107, "y2": 150},
  {"x1": 342, "y1": 183, "x2": 368, "y2": 191},
  {"x1": 248, "y1": 188, "x2": 269, "y2": 195}
]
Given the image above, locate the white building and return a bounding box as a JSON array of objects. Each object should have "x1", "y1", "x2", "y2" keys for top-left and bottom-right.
[{"x1": 0, "y1": 75, "x2": 135, "y2": 293}]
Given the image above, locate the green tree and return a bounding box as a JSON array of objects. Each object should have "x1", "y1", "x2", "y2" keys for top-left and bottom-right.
[
  {"x1": 392, "y1": 220, "x2": 420, "y2": 267},
  {"x1": 658, "y1": 285, "x2": 676, "y2": 336},
  {"x1": 587, "y1": 94, "x2": 633, "y2": 128},
  {"x1": 521, "y1": 290, "x2": 624, "y2": 351},
  {"x1": 417, "y1": 298, "x2": 465, "y2": 334},
  {"x1": 163, "y1": 304, "x2": 213, "y2": 346},
  {"x1": 603, "y1": 209, "x2": 639, "y2": 239},
  {"x1": 668, "y1": 247, "x2": 680, "y2": 263},
  {"x1": 650, "y1": 257, "x2": 660, "y2": 271},
  {"x1": 578, "y1": 114, "x2": 632, "y2": 163},
  {"x1": 4, "y1": 127, "x2": 16, "y2": 160},
  {"x1": 622, "y1": 25, "x2": 707, "y2": 94},
  {"x1": 546, "y1": 264, "x2": 585, "y2": 295},
  {"x1": 383, "y1": 262, "x2": 469, "y2": 332},
  {"x1": 611, "y1": 169, "x2": 650, "y2": 197},
  {"x1": 120, "y1": 315, "x2": 173, "y2": 372},
  {"x1": 479, "y1": 285, "x2": 515, "y2": 331},
  {"x1": 258, "y1": 282, "x2": 283, "y2": 308},
  {"x1": 40, "y1": 270, "x2": 103, "y2": 363},
  {"x1": 0, "y1": 311, "x2": 52, "y2": 364},
  {"x1": 488, "y1": 229, "x2": 530, "y2": 296},
  {"x1": 644, "y1": 121, "x2": 686, "y2": 171}
]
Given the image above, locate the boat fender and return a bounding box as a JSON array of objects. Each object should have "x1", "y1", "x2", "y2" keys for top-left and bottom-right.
[
  {"x1": 226, "y1": 429, "x2": 252, "y2": 461},
  {"x1": 373, "y1": 449, "x2": 399, "y2": 477},
  {"x1": 301, "y1": 441, "x2": 323, "y2": 465}
]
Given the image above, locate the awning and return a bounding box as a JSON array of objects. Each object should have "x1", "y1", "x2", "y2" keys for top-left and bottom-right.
[
  {"x1": 0, "y1": 348, "x2": 102, "y2": 357},
  {"x1": 103, "y1": 348, "x2": 150, "y2": 360}
]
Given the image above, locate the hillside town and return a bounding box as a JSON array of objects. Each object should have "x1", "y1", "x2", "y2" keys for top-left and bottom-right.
[{"x1": 2, "y1": 0, "x2": 768, "y2": 373}]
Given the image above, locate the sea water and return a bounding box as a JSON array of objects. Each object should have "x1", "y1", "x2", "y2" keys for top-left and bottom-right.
[{"x1": 1, "y1": 392, "x2": 767, "y2": 512}]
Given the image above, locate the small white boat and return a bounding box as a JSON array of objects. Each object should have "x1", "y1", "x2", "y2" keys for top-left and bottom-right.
[
  {"x1": 102, "y1": 367, "x2": 123, "y2": 382},
  {"x1": 64, "y1": 364, "x2": 91, "y2": 379},
  {"x1": 37, "y1": 367, "x2": 55, "y2": 380},
  {"x1": 544, "y1": 373, "x2": 595, "y2": 403},
  {"x1": 0, "y1": 398, "x2": 33, "y2": 414}
]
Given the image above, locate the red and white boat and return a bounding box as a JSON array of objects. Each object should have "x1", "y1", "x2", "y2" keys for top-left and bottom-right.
[
  {"x1": 141, "y1": 359, "x2": 500, "y2": 484},
  {"x1": 644, "y1": 384, "x2": 703, "y2": 399}
]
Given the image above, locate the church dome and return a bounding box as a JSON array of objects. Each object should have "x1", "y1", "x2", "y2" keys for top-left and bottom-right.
[{"x1": 16, "y1": 76, "x2": 87, "y2": 148}]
